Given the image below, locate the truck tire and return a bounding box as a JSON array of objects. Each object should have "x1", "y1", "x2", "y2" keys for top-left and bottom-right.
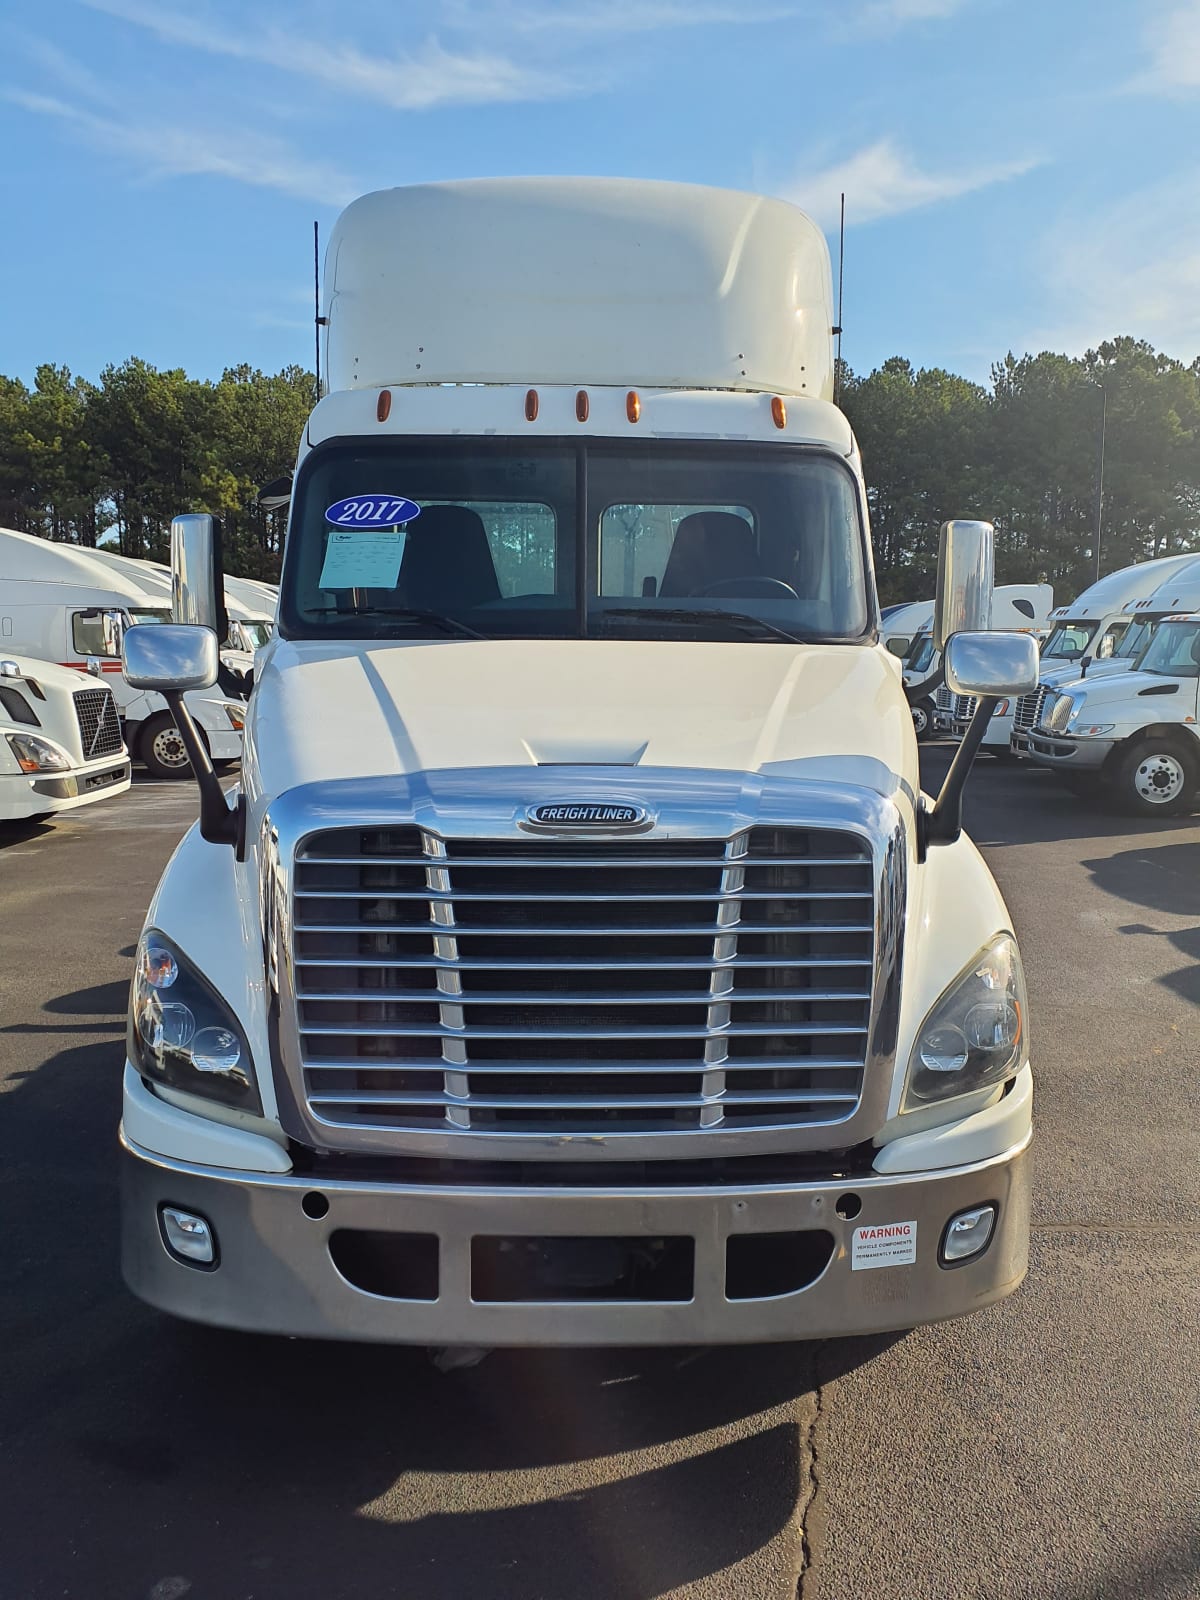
[
  {"x1": 139, "y1": 712, "x2": 195, "y2": 780},
  {"x1": 1113, "y1": 738, "x2": 1198, "y2": 817},
  {"x1": 910, "y1": 698, "x2": 935, "y2": 740}
]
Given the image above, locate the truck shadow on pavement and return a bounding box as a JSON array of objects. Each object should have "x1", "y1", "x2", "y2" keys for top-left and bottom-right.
[
  {"x1": 1082, "y1": 839, "x2": 1200, "y2": 1007},
  {"x1": 0, "y1": 974, "x2": 903, "y2": 1600}
]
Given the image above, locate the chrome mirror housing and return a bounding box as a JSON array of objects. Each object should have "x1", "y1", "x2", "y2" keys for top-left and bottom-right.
[
  {"x1": 934, "y1": 521, "x2": 994, "y2": 648},
  {"x1": 172, "y1": 514, "x2": 225, "y2": 634},
  {"x1": 945, "y1": 631, "x2": 1039, "y2": 698},
  {"x1": 0, "y1": 659, "x2": 23, "y2": 680},
  {"x1": 123, "y1": 622, "x2": 219, "y2": 692}
]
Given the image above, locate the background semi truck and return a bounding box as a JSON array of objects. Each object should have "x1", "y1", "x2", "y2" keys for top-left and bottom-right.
[
  {"x1": 118, "y1": 178, "x2": 1037, "y2": 1346},
  {"x1": 1009, "y1": 555, "x2": 1200, "y2": 755},
  {"x1": 0, "y1": 528, "x2": 248, "y2": 776},
  {"x1": 0, "y1": 653, "x2": 129, "y2": 821}
]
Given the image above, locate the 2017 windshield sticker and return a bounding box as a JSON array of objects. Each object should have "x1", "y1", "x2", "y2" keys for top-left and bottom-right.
[
  {"x1": 324, "y1": 494, "x2": 421, "y2": 528},
  {"x1": 318, "y1": 530, "x2": 405, "y2": 590}
]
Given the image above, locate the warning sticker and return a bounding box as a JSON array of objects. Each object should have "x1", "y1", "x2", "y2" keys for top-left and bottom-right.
[{"x1": 851, "y1": 1220, "x2": 917, "y2": 1270}]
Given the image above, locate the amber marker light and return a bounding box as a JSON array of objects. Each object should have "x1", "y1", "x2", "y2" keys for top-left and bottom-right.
[
  {"x1": 376, "y1": 390, "x2": 392, "y2": 422},
  {"x1": 771, "y1": 395, "x2": 787, "y2": 429},
  {"x1": 525, "y1": 389, "x2": 539, "y2": 421},
  {"x1": 576, "y1": 390, "x2": 590, "y2": 422},
  {"x1": 626, "y1": 390, "x2": 641, "y2": 423}
]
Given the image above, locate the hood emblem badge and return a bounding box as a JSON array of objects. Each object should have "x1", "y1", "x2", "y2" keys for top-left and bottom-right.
[{"x1": 524, "y1": 801, "x2": 652, "y2": 832}]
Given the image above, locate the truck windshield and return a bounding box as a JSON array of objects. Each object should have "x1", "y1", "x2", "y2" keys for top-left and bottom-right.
[
  {"x1": 1113, "y1": 616, "x2": 1159, "y2": 661},
  {"x1": 1138, "y1": 620, "x2": 1200, "y2": 678},
  {"x1": 280, "y1": 439, "x2": 870, "y2": 644},
  {"x1": 1042, "y1": 622, "x2": 1096, "y2": 660},
  {"x1": 233, "y1": 621, "x2": 272, "y2": 650},
  {"x1": 907, "y1": 636, "x2": 936, "y2": 673}
]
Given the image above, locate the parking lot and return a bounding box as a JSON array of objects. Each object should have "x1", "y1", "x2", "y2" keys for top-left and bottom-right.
[{"x1": 1, "y1": 753, "x2": 1197, "y2": 1600}]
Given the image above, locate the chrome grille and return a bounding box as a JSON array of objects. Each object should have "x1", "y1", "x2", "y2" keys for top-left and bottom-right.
[
  {"x1": 954, "y1": 693, "x2": 977, "y2": 722},
  {"x1": 935, "y1": 685, "x2": 953, "y2": 713},
  {"x1": 1014, "y1": 684, "x2": 1049, "y2": 732},
  {"x1": 73, "y1": 687, "x2": 123, "y2": 759},
  {"x1": 289, "y1": 826, "x2": 875, "y2": 1139}
]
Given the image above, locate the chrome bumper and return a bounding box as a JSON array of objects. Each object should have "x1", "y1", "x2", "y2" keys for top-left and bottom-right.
[
  {"x1": 1026, "y1": 731, "x2": 1114, "y2": 770},
  {"x1": 120, "y1": 1129, "x2": 1030, "y2": 1345}
]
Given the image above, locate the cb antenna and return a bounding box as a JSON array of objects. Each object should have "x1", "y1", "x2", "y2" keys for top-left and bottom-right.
[
  {"x1": 313, "y1": 219, "x2": 323, "y2": 404},
  {"x1": 833, "y1": 191, "x2": 846, "y2": 405}
]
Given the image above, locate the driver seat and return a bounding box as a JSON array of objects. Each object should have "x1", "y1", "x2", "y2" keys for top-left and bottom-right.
[{"x1": 659, "y1": 511, "x2": 762, "y2": 598}]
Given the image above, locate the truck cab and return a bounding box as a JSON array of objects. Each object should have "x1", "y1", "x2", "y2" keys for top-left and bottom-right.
[
  {"x1": 1010, "y1": 555, "x2": 1200, "y2": 755},
  {"x1": 0, "y1": 654, "x2": 129, "y2": 822},
  {"x1": 1028, "y1": 612, "x2": 1200, "y2": 814},
  {"x1": 0, "y1": 528, "x2": 248, "y2": 779},
  {"x1": 117, "y1": 178, "x2": 1037, "y2": 1346}
]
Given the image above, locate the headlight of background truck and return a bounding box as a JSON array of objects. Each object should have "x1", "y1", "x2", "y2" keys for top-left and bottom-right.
[
  {"x1": 6, "y1": 732, "x2": 72, "y2": 773},
  {"x1": 904, "y1": 934, "x2": 1028, "y2": 1108},
  {"x1": 129, "y1": 930, "x2": 261, "y2": 1113}
]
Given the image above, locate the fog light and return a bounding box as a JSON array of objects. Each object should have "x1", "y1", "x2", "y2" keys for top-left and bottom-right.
[
  {"x1": 160, "y1": 1205, "x2": 217, "y2": 1266},
  {"x1": 940, "y1": 1204, "x2": 996, "y2": 1265}
]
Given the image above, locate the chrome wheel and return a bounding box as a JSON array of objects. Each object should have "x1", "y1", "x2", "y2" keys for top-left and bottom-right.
[
  {"x1": 1133, "y1": 751, "x2": 1186, "y2": 806},
  {"x1": 151, "y1": 726, "x2": 189, "y2": 770}
]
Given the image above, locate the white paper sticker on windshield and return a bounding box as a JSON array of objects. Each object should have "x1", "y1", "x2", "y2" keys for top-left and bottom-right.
[
  {"x1": 851, "y1": 1221, "x2": 917, "y2": 1270},
  {"x1": 318, "y1": 529, "x2": 405, "y2": 590}
]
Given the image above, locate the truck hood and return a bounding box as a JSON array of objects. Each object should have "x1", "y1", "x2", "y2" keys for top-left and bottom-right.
[
  {"x1": 248, "y1": 638, "x2": 915, "y2": 802},
  {"x1": 0, "y1": 655, "x2": 97, "y2": 696},
  {"x1": 1060, "y1": 668, "x2": 1190, "y2": 707}
]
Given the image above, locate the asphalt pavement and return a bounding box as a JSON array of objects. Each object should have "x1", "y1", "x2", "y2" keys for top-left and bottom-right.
[{"x1": 0, "y1": 757, "x2": 1197, "y2": 1600}]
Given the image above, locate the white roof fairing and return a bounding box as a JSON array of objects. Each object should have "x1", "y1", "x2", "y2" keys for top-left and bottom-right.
[{"x1": 322, "y1": 178, "x2": 836, "y2": 401}]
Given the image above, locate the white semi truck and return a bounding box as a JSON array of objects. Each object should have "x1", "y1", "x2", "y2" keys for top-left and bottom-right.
[
  {"x1": 1027, "y1": 611, "x2": 1200, "y2": 814},
  {"x1": 117, "y1": 178, "x2": 1037, "y2": 1346},
  {"x1": 0, "y1": 653, "x2": 129, "y2": 822},
  {"x1": 1009, "y1": 555, "x2": 1199, "y2": 756},
  {"x1": 0, "y1": 528, "x2": 247, "y2": 777}
]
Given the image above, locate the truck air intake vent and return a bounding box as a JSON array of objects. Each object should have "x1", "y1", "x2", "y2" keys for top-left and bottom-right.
[{"x1": 287, "y1": 825, "x2": 875, "y2": 1143}]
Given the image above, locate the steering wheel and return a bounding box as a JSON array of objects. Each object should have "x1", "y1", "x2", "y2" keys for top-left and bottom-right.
[{"x1": 694, "y1": 576, "x2": 799, "y2": 600}]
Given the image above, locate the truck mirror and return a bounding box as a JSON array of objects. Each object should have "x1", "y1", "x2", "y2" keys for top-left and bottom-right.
[
  {"x1": 945, "y1": 631, "x2": 1039, "y2": 698},
  {"x1": 123, "y1": 622, "x2": 219, "y2": 692},
  {"x1": 171, "y1": 514, "x2": 228, "y2": 641},
  {"x1": 101, "y1": 608, "x2": 126, "y2": 657},
  {"x1": 934, "y1": 521, "x2": 994, "y2": 649},
  {"x1": 0, "y1": 659, "x2": 22, "y2": 679}
]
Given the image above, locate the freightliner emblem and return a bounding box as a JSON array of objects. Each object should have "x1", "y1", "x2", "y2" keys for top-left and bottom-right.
[{"x1": 526, "y1": 801, "x2": 651, "y2": 830}]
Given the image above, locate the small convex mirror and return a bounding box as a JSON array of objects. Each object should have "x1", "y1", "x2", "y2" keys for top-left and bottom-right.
[
  {"x1": 123, "y1": 623, "x2": 220, "y2": 692},
  {"x1": 945, "y1": 631, "x2": 1039, "y2": 698}
]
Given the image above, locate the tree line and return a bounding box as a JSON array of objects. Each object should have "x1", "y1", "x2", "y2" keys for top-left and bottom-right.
[{"x1": 1, "y1": 338, "x2": 1197, "y2": 598}]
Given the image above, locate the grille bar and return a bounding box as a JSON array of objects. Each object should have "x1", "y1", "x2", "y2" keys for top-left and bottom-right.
[{"x1": 291, "y1": 824, "x2": 875, "y2": 1139}]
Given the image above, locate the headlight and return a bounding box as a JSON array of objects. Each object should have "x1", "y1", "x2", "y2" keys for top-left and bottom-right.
[
  {"x1": 129, "y1": 930, "x2": 261, "y2": 1112},
  {"x1": 904, "y1": 934, "x2": 1028, "y2": 1108},
  {"x1": 223, "y1": 704, "x2": 245, "y2": 731},
  {"x1": 6, "y1": 732, "x2": 72, "y2": 773},
  {"x1": 994, "y1": 699, "x2": 1010, "y2": 716},
  {"x1": 1075, "y1": 724, "x2": 1115, "y2": 737}
]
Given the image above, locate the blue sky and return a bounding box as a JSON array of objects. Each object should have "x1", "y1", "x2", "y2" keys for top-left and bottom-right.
[{"x1": 1, "y1": 0, "x2": 1197, "y2": 388}]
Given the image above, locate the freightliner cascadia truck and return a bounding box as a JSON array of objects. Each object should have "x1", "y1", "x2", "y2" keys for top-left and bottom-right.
[{"x1": 118, "y1": 179, "x2": 1038, "y2": 1345}]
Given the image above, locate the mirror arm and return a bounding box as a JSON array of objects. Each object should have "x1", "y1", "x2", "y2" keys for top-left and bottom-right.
[
  {"x1": 917, "y1": 695, "x2": 1000, "y2": 859},
  {"x1": 162, "y1": 690, "x2": 243, "y2": 852},
  {"x1": 904, "y1": 663, "x2": 944, "y2": 706}
]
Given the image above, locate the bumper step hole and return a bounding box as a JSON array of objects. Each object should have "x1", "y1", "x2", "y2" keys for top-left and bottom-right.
[
  {"x1": 725, "y1": 1229, "x2": 835, "y2": 1300},
  {"x1": 471, "y1": 1235, "x2": 694, "y2": 1303},
  {"x1": 835, "y1": 1192, "x2": 862, "y2": 1220},
  {"x1": 328, "y1": 1229, "x2": 439, "y2": 1300},
  {"x1": 301, "y1": 1191, "x2": 330, "y2": 1220}
]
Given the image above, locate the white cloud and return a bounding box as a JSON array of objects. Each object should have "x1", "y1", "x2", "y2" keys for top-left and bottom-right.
[
  {"x1": 1135, "y1": 0, "x2": 1200, "y2": 92},
  {"x1": 858, "y1": 0, "x2": 967, "y2": 24},
  {"x1": 784, "y1": 137, "x2": 1039, "y2": 227},
  {"x1": 78, "y1": 0, "x2": 574, "y2": 108},
  {"x1": 1028, "y1": 176, "x2": 1200, "y2": 358},
  {"x1": 491, "y1": 0, "x2": 798, "y2": 33},
  {"x1": 4, "y1": 88, "x2": 357, "y2": 203}
]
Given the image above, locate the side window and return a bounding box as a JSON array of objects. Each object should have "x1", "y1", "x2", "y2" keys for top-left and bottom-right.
[
  {"x1": 599, "y1": 504, "x2": 754, "y2": 597},
  {"x1": 72, "y1": 611, "x2": 108, "y2": 656},
  {"x1": 450, "y1": 502, "x2": 557, "y2": 597},
  {"x1": 1096, "y1": 622, "x2": 1127, "y2": 660}
]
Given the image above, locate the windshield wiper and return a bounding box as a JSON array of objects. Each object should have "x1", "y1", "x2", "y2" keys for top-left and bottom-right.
[
  {"x1": 594, "y1": 606, "x2": 802, "y2": 644},
  {"x1": 308, "y1": 606, "x2": 485, "y2": 639}
]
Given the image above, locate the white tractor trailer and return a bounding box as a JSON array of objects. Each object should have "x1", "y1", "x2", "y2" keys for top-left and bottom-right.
[{"x1": 118, "y1": 179, "x2": 1038, "y2": 1346}]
